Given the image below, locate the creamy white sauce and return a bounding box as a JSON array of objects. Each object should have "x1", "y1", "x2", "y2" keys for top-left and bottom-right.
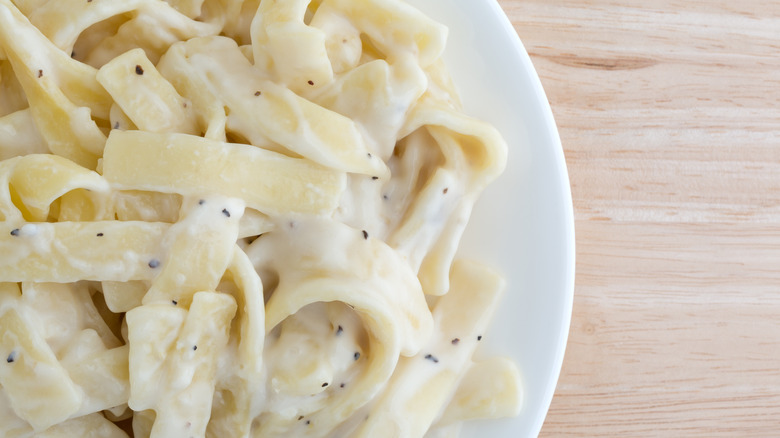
[{"x1": 263, "y1": 302, "x2": 365, "y2": 411}]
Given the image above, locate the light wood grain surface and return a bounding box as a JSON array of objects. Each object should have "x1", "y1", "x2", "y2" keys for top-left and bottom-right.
[{"x1": 496, "y1": 1, "x2": 780, "y2": 436}]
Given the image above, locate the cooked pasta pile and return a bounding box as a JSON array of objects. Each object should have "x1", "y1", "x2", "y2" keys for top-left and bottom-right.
[{"x1": 0, "y1": 0, "x2": 522, "y2": 437}]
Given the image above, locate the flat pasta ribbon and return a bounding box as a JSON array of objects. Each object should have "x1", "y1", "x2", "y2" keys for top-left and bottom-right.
[{"x1": 246, "y1": 217, "x2": 433, "y2": 437}]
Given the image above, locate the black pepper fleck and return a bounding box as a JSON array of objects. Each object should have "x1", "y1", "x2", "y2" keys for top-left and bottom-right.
[
  {"x1": 113, "y1": 122, "x2": 120, "y2": 129},
  {"x1": 298, "y1": 416, "x2": 304, "y2": 421},
  {"x1": 37, "y1": 69, "x2": 43, "y2": 78},
  {"x1": 340, "y1": 383, "x2": 345, "y2": 388},
  {"x1": 336, "y1": 325, "x2": 343, "y2": 335},
  {"x1": 307, "y1": 80, "x2": 314, "y2": 85},
  {"x1": 172, "y1": 300, "x2": 178, "y2": 306},
  {"x1": 321, "y1": 382, "x2": 328, "y2": 387},
  {"x1": 135, "y1": 65, "x2": 144, "y2": 75},
  {"x1": 198, "y1": 199, "x2": 205, "y2": 205},
  {"x1": 71, "y1": 51, "x2": 76, "y2": 58},
  {"x1": 97, "y1": 232, "x2": 104, "y2": 237},
  {"x1": 148, "y1": 259, "x2": 160, "y2": 268},
  {"x1": 222, "y1": 208, "x2": 231, "y2": 218},
  {"x1": 371, "y1": 176, "x2": 379, "y2": 180},
  {"x1": 443, "y1": 187, "x2": 449, "y2": 194},
  {"x1": 424, "y1": 354, "x2": 439, "y2": 363},
  {"x1": 254, "y1": 91, "x2": 262, "y2": 96},
  {"x1": 362, "y1": 230, "x2": 368, "y2": 240},
  {"x1": 382, "y1": 194, "x2": 389, "y2": 200},
  {"x1": 451, "y1": 338, "x2": 460, "y2": 345},
  {"x1": 306, "y1": 420, "x2": 311, "y2": 425},
  {"x1": 6, "y1": 351, "x2": 16, "y2": 363},
  {"x1": 10, "y1": 229, "x2": 19, "y2": 236},
  {"x1": 477, "y1": 335, "x2": 483, "y2": 341},
  {"x1": 367, "y1": 152, "x2": 372, "y2": 158},
  {"x1": 353, "y1": 352, "x2": 360, "y2": 361},
  {"x1": 192, "y1": 345, "x2": 198, "y2": 351}
]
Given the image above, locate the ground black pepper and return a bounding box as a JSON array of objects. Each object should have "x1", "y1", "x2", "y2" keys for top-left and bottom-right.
[
  {"x1": 477, "y1": 335, "x2": 483, "y2": 341},
  {"x1": 353, "y1": 352, "x2": 360, "y2": 360},
  {"x1": 10, "y1": 229, "x2": 19, "y2": 236},
  {"x1": 135, "y1": 65, "x2": 144, "y2": 75},
  {"x1": 6, "y1": 351, "x2": 15, "y2": 363},
  {"x1": 113, "y1": 122, "x2": 120, "y2": 129},
  {"x1": 192, "y1": 345, "x2": 198, "y2": 351},
  {"x1": 362, "y1": 230, "x2": 368, "y2": 240},
  {"x1": 198, "y1": 199, "x2": 205, "y2": 205},
  {"x1": 222, "y1": 208, "x2": 231, "y2": 217},
  {"x1": 97, "y1": 233, "x2": 104, "y2": 237},
  {"x1": 321, "y1": 382, "x2": 328, "y2": 387},
  {"x1": 307, "y1": 80, "x2": 314, "y2": 85},
  {"x1": 336, "y1": 325, "x2": 343, "y2": 335},
  {"x1": 172, "y1": 300, "x2": 178, "y2": 305},
  {"x1": 424, "y1": 354, "x2": 439, "y2": 363},
  {"x1": 148, "y1": 259, "x2": 160, "y2": 268},
  {"x1": 37, "y1": 69, "x2": 43, "y2": 78},
  {"x1": 451, "y1": 338, "x2": 460, "y2": 345},
  {"x1": 255, "y1": 91, "x2": 262, "y2": 96},
  {"x1": 443, "y1": 187, "x2": 449, "y2": 194}
]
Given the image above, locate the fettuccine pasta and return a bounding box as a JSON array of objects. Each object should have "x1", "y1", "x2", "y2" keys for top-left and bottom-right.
[{"x1": 0, "y1": 0, "x2": 522, "y2": 437}]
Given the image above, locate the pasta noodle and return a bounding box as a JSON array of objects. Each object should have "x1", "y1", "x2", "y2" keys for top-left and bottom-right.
[{"x1": 0, "y1": 0, "x2": 523, "y2": 437}]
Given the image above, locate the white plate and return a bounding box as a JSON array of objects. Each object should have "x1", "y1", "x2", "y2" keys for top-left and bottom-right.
[{"x1": 413, "y1": 1, "x2": 575, "y2": 437}]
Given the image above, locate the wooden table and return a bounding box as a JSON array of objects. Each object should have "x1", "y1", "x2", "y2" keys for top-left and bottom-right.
[{"x1": 497, "y1": 1, "x2": 780, "y2": 435}]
